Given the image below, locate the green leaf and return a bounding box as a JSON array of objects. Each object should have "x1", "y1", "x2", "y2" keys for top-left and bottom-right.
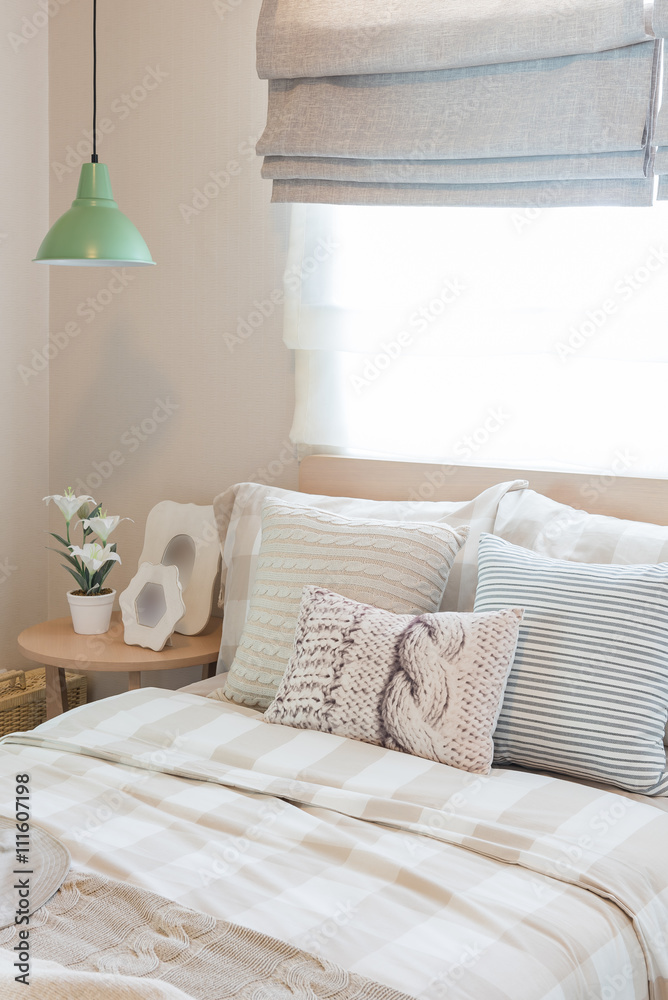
[
  {"x1": 60, "y1": 565, "x2": 87, "y2": 590},
  {"x1": 48, "y1": 532, "x2": 71, "y2": 549},
  {"x1": 91, "y1": 566, "x2": 109, "y2": 588},
  {"x1": 47, "y1": 548, "x2": 83, "y2": 572},
  {"x1": 97, "y1": 563, "x2": 116, "y2": 586}
]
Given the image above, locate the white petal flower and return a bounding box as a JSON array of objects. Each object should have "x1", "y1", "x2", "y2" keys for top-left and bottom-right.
[
  {"x1": 44, "y1": 492, "x2": 97, "y2": 524},
  {"x1": 69, "y1": 543, "x2": 122, "y2": 575},
  {"x1": 81, "y1": 515, "x2": 132, "y2": 545}
]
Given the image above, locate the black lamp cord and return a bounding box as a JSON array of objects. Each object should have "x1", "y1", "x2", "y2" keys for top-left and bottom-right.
[{"x1": 91, "y1": 0, "x2": 98, "y2": 163}]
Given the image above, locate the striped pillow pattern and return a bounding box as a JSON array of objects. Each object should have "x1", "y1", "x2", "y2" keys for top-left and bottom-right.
[
  {"x1": 224, "y1": 500, "x2": 469, "y2": 709},
  {"x1": 474, "y1": 533, "x2": 668, "y2": 796}
]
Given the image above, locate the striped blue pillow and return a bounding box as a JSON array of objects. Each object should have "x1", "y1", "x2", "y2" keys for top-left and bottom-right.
[{"x1": 474, "y1": 533, "x2": 668, "y2": 795}]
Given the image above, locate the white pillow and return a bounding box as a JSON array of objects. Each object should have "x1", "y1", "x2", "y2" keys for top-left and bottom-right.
[
  {"x1": 224, "y1": 500, "x2": 469, "y2": 709},
  {"x1": 495, "y1": 489, "x2": 668, "y2": 565},
  {"x1": 213, "y1": 479, "x2": 527, "y2": 672}
]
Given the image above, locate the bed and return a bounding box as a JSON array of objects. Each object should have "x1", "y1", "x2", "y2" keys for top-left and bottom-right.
[{"x1": 1, "y1": 456, "x2": 667, "y2": 1000}]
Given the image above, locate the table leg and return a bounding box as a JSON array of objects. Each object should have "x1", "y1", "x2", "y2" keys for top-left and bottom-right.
[
  {"x1": 127, "y1": 672, "x2": 141, "y2": 691},
  {"x1": 202, "y1": 660, "x2": 218, "y2": 681},
  {"x1": 45, "y1": 665, "x2": 68, "y2": 719}
]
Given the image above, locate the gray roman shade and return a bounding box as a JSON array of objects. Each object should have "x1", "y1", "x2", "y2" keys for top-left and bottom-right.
[
  {"x1": 256, "y1": 0, "x2": 668, "y2": 207},
  {"x1": 655, "y1": 46, "x2": 668, "y2": 196}
]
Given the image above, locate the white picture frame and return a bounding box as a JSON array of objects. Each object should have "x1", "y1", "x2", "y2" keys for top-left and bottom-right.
[
  {"x1": 119, "y1": 562, "x2": 186, "y2": 652},
  {"x1": 137, "y1": 501, "x2": 220, "y2": 636}
]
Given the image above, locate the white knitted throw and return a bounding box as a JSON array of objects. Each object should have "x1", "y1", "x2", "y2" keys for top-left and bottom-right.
[
  {"x1": 0, "y1": 870, "x2": 414, "y2": 1000},
  {"x1": 265, "y1": 587, "x2": 522, "y2": 774}
]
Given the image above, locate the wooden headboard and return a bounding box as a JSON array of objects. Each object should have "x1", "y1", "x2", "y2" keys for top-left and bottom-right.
[{"x1": 299, "y1": 456, "x2": 668, "y2": 526}]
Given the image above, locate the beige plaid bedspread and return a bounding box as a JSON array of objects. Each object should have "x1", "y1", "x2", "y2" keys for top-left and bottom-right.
[{"x1": 1, "y1": 688, "x2": 667, "y2": 1000}]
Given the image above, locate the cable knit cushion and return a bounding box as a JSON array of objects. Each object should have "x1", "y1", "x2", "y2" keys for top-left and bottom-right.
[
  {"x1": 264, "y1": 586, "x2": 523, "y2": 774},
  {"x1": 212, "y1": 479, "x2": 528, "y2": 675},
  {"x1": 224, "y1": 501, "x2": 470, "y2": 709}
]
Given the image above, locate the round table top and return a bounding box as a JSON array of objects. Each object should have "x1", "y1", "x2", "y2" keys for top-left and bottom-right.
[{"x1": 18, "y1": 612, "x2": 222, "y2": 672}]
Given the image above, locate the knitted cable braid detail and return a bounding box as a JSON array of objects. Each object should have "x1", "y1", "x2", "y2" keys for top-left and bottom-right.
[{"x1": 265, "y1": 587, "x2": 523, "y2": 774}]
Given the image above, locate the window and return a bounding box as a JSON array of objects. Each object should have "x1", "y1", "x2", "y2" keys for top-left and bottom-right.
[{"x1": 285, "y1": 202, "x2": 668, "y2": 478}]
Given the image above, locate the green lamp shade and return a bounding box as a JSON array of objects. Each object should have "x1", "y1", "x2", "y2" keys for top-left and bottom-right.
[{"x1": 34, "y1": 162, "x2": 155, "y2": 267}]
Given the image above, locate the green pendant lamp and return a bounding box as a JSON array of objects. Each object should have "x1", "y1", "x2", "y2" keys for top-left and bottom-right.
[{"x1": 34, "y1": 0, "x2": 155, "y2": 267}]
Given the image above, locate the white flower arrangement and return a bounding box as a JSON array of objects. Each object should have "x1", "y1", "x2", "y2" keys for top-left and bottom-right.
[{"x1": 44, "y1": 489, "x2": 131, "y2": 596}]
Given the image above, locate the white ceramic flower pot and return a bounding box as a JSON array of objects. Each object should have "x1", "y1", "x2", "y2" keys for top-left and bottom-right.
[{"x1": 67, "y1": 590, "x2": 116, "y2": 635}]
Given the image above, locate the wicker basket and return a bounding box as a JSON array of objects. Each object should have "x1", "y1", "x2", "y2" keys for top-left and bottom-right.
[{"x1": 0, "y1": 668, "x2": 87, "y2": 736}]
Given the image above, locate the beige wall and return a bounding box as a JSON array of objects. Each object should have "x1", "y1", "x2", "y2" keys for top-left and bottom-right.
[
  {"x1": 1, "y1": 2, "x2": 49, "y2": 668},
  {"x1": 47, "y1": 0, "x2": 297, "y2": 697}
]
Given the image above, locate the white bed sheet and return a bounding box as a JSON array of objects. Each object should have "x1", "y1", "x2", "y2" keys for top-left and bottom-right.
[{"x1": 1, "y1": 688, "x2": 667, "y2": 1000}]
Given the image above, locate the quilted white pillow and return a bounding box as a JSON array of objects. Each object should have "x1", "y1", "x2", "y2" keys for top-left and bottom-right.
[
  {"x1": 213, "y1": 479, "x2": 527, "y2": 672},
  {"x1": 224, "y1": 500, "x2": 469, "y2": 709}
]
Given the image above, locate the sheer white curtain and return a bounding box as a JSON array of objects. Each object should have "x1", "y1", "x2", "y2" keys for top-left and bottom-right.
[{"x1": 285, "y1": 202, "x2": 668, "y2": 478}]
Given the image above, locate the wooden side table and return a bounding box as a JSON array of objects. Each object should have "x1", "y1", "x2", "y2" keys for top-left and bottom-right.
[{"x1": 18, "y1": 612, "x2": 222, "y2": 720}]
